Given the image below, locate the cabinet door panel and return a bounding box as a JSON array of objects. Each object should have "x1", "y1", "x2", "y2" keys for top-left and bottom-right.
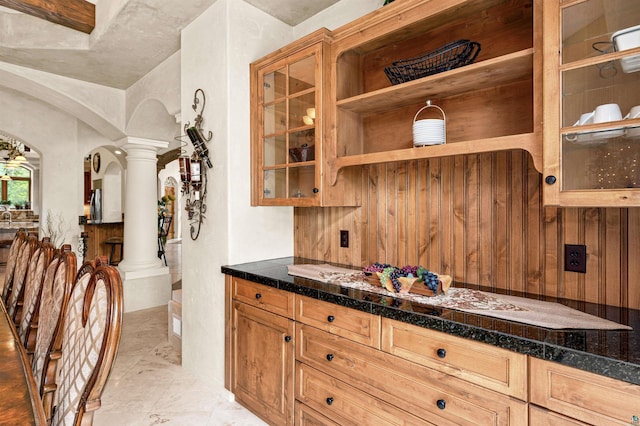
[
  {"x1": 232, "y1": 301, "x2": 294, "y2": 425},
  {"x1": 543, "y1": 0, "x2": 640, "y2": 205}
]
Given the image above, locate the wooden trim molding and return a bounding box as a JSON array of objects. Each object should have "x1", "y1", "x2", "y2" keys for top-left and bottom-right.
[{"x1": 0, "y1": 0, "x2": 95, "y2": 33}]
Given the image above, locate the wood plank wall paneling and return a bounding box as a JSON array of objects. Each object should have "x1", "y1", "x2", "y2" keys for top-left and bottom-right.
[{"x1": 294, "y1": 150, "x2": 640, "y2": 309}]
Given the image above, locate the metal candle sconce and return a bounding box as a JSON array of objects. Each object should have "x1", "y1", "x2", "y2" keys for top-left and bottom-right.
[{"x1": 179, "y1": 88, "x2": 213, "y2": 240}]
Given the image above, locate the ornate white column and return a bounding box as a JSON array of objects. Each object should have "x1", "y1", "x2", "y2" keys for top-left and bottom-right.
[{"x1": 117, "y1": 137, "x2": 171, "y2": 312}]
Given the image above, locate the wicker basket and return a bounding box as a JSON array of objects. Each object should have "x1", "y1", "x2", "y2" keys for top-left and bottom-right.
[{"x1": 384, "y1": 39, "x2": 481, "y2": 85}]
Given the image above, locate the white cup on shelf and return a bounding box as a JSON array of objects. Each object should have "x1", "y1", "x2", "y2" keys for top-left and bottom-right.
[
  {"x1": 593, "y1": 103, "x2": 622, "y2": 123},
  {"x1": 572, "y1": 112, "x2": 595, "y2": 126},
  {"x1": 624, "y1": 105, "x2": 640, "y2": 138},
  {"x1": 624, "y1": 105, "x2": 640, "y2": 120}
]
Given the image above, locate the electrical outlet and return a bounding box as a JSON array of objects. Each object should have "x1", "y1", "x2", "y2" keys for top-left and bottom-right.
[
  {"x1": 564, "y1": 244, "x2": 587, "y2": 273},
  {"x1": 340, "y1": 230, "x2": 349, "y2": 248}
]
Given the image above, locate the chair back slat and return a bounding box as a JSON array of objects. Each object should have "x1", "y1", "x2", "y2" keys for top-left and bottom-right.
[
  {"x1": 51, "y1": 263, "x2": 123, "y2": 426},
  {"x1": 7, "y1": 235, "x2": 38, "y2": 322},
  {"x1": 18, "y1": 238, "x2": 55, "y2": 352},
  {"x1": 32, "y1": 246, "x2": 77, "y2": 400},
  {"x1": 1, "y1": 230, "x2": 27, "y2": 303}
]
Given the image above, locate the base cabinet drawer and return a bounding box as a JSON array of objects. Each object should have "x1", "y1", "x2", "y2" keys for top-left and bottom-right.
[
  {"x1": 295, "y1": 402, "x2": 340, "y2": 426},
  {"x1": 529, "y1": 357, "x2": 640, "y2": 425},
  {"x1": 296, "y1": 362, "x2": 431, "y2": 426},
  {"x1": 382, "y1": 317, "x2": 527, "y2": 399},
  {"x1": 297, "y1": 324, "x2": 527, "y2": 425},
  {"x1": 232, "y1": 277, "x2": 295, "y2": 318},
  {"x1": 529, "y1": 405, "x2": 587, "y2": 425},
  {"x1": 296, "y1": 295, "x2": 380, "y2": 348}
]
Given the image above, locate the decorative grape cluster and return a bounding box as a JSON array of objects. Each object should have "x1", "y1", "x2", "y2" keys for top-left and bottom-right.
[
  {"x1": 362, "y1": 262, "x2": 392, "y2": 273},
  {"x1": 418, "y1": 268, "x2": 439, "y2": 292},
  {"x1": 363, "y1": 263, "x2": 440, "y2": 293},
  {"x1": 383, "y1": 267, "x2": 405, "y2": 292}
]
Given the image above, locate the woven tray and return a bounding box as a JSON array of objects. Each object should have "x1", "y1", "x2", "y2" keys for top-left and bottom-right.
[{"x1": 384, "y1": 39, "x2": 481, "y2": 85}]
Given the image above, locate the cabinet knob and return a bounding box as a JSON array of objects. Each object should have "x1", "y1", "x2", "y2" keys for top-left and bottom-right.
[
  {"x1": 313, "y1": 188, "x2": 319, "y2": 194},
  {"x1": 326, "y1": 353, "x2": 334, "y2": 361},
  {"x1": 284, "y1": 335, "x2": 291, "y2": 342},
  {"x1": 327, "y1": 315, "x2": 335, "y2": 323},
  {"x1": 326, "y1": 397, "x2": 334, "y2": 406},
  {"x1": 255, "y1": 293, "x2": 262, "y2": 299},
  {"x1": 436, "y1": 348, "x2": 447, "y2": 358},
  {"x1": 436, "y1": 399, "x2": 446, "y2": 410},
  {"x1": 545, "y1": 175, "x2": 557, "y2": 185}
]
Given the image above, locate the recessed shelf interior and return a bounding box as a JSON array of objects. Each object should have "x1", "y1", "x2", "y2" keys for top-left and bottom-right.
[{"x1": 333, "y1": 0, "x2": 535, "y2": 162}]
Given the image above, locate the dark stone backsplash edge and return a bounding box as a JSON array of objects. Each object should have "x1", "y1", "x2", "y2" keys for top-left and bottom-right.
[{"x1": 221, "y1": 258, "x2": 640, "y2": 386}]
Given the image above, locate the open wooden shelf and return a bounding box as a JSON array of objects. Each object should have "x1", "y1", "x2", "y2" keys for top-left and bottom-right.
[
  {"x1": 337, "y1": 49, "x2": 534, "y2": 114},
  {"x1": 328, "y1": 132, "x2": 540, "y2": 184}
]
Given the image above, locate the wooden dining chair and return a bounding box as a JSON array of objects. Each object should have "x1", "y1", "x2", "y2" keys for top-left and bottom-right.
[
  {"x1": 1, "y1": 229, "x2": 27, "y2": 304},
  {"x1": 7, "y1": 234, "x2": 38, "y2": 323},
  {"x1": 50, "y1": 261, "x2": 123, "y2": 426},
  {"x1": 31, "y1": 246, "x2": 77, "y2": 414},
  {"x1": 18, "y1": 237, "x2": 55, "y2": 355}
]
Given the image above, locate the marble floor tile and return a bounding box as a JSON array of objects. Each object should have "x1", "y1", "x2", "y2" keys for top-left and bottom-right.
[
  {"x1": 94, "y1": 241, "x2": 266, "y2": 425},
  {"x1": 94, "y1": 306, "x2": 266, "y2": 425}
]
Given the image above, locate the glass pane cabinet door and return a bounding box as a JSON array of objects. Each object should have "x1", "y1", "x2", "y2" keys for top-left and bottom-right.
[
  {"x1": 256, "y1": 45, "x2": 320, "y2": 205},
  {"x1": 548, "y1": 0, "x2": 640, "y2": 205}
]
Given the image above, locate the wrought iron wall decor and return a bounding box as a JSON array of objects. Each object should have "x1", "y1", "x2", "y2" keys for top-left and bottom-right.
[{"x1": 179, "y1": 88, "x2": 214, "y2": 240}]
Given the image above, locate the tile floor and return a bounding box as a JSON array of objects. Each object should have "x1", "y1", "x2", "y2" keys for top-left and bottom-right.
[{"x1": 94, "y1": 240, "x2": 267, "y2": 426}]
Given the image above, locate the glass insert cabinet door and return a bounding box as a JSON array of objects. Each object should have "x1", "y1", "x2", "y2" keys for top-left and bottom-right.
[
  {"x1": 256, "y1": 45, "x2": 320, "y2": 205},
  {"x1": 544, "y1": 0, "x2": 640, "y2": 206}
]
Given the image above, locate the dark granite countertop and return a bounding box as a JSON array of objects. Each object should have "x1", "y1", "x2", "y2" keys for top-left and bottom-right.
[{"x1": 222, "y1": 257, "x2": 640, "y2": 386}]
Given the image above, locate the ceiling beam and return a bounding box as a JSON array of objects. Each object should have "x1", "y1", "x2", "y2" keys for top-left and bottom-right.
[{"x1": 0, "y1": 0, "x2": 95, "y2": 33}]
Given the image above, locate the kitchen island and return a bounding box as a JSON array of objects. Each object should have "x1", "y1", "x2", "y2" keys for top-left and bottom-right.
[
  {"x1": 0, "y1": 209, "x2": 39, "y2": 266},
  {"x1": 82, "y1": 221, "x2": 123, "y2": 263},
  {"x1": 223, "y1": 257, "x2": 640, "y2": 425}
]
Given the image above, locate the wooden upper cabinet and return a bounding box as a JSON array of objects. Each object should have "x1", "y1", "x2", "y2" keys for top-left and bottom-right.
[
  {"x1": 542, "y1": 0, "x2": 640, "y2": 206},
  {"x1": 250, "y1": 28, "x2": 359, "y2": 207},
  {"x1": 326, "y1": 0, "x2": 543, "y2": 184}
]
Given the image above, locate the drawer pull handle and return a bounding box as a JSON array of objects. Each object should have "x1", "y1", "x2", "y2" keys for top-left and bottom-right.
[
  {"x1": 284, "y1": 335, "x2": 291, "y2": 342},
  {"x1": 326, "y1": 397, "x2": 334, "y2": 406},
  {"x1": 436, "y1": 348, "x2": 447, "y2": 358},
  {"x1": 255, "y1": 293, "x2": 262, "y2": 299},
  {"x1": 326, "y1": 353, "x2": 334, "y2": 361},
  {"x1": 327, "y1": 315, "x2": 335, "y2": 323},
  {"x1": 436, "y1": 399, "x2": 446, "y2": 410}
]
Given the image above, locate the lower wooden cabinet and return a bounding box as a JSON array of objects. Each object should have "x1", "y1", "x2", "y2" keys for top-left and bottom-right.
[
  {"x1": 230, "y1": 299, "x2": 295, "y2": 425},
  {"x1": 296, "y1": 323, "x2": 526, "y2": 425},
  {"x1": 226, "y1": 276, "x2": 639, "y2": 426},
  {"x1": 529, "y1": 357, "x2": 640, "y2": 425}
]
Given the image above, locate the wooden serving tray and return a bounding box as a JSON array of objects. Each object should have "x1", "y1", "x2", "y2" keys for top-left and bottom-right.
[{"x1": 364, "y1": 273, "x2": 452, "y2": 297}]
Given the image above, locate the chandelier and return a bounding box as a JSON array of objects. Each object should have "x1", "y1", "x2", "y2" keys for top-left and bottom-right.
[{"x1": 0, "y1": 133, "x2": 28, "y2": 181}]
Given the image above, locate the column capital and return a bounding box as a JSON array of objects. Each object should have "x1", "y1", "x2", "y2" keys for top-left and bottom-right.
[{"x1": 117, "y1": 136, "x2": 169, "y2": 151}]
